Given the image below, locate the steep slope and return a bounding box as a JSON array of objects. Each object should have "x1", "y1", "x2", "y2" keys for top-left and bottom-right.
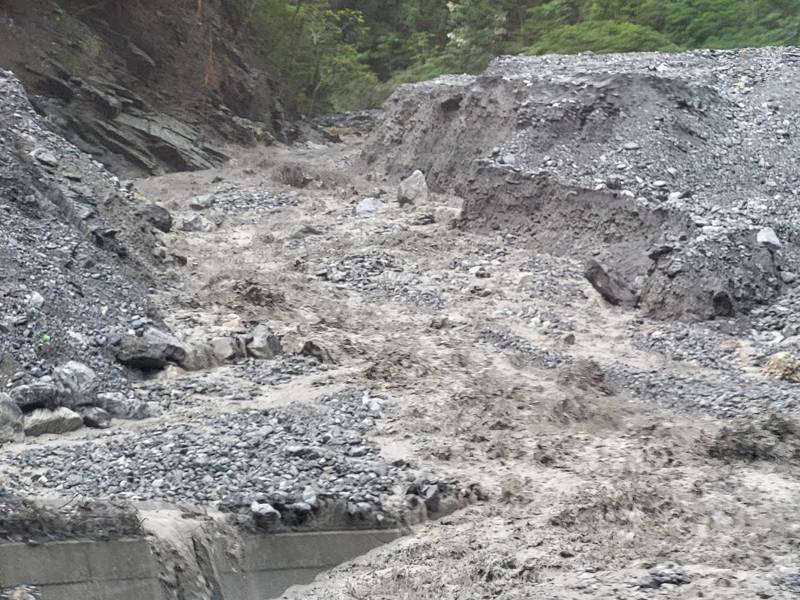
[{"x1": 0, "y1": 0, "x2": 292, "y2": 176}]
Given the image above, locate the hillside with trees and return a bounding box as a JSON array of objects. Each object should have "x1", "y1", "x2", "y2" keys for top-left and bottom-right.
[{"x1": 230, "y1": 0, "x2": 800, "y2": 114}]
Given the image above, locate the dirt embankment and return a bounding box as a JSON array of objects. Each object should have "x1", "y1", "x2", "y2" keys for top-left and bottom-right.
[
  {"x1": 0, "y1": 0, "x2": 294, "y2": 176},
  {"x1": 363, "y1": 49, "x2": 800, "y2": 322}
]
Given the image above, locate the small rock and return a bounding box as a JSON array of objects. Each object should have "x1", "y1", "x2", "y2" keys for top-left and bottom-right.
[
  {"x1": 562, "y1": 333, "x2": 576, "y2": 346},
  {"x1": 251, "y1": 501, "x2": 281, "y2": 524},
  {"x1": 780, "y1": 271, "x2": 797, "y2": 284},
  {"x1": 398, "y1": 170, "x2": 428, "y2": 206},
  {"x1": 28, "y1": 291, "x2": 44, "y2": 309},
  {"x1": 96, "y1": 393, "x2": 150, "y2": 420},
  {"x1": 189, "y1": 194, "x2": 215, "y2": 210},
  {"x1": 78, "y1": 406, "x2": 112, "y2": 429},
  {"x1": 353, "y1": 197, "x2": 384, "y2": 217},
  {"x1": 24, "y1": 407, "x2": 83, "y2": 437},
  {"x1": 181, "y1": 214, "x2": 216, "y2": 233},
  {"x1": 757, "y1": 227, "x2": 781, "y2": 250}
]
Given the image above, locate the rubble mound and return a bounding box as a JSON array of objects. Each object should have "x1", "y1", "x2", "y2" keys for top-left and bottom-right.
[
  {"x1": 363, "y1": 48, "x2": 800, "y2": 321},
  {"x1": 0, "y1": 70, "x2": 168, "y2": 429}
]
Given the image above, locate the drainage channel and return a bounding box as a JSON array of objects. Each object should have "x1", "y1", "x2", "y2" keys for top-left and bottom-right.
[
  {"x1": 0, "y1": 488, "x2": 481, "y2": 600},
  {"x1": 0, "y1": 527, "x2": 399, "y2": 600}
]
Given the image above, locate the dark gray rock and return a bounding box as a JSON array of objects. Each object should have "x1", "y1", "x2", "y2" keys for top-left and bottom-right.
[
  {"x1": 95, "y1": 392, "x2": 150, "y2": 420},
  {"x1": 78, "y1": 406, "x2": 112, "y2": 429},
  {"x1": 52, "y1": 361, "x2": 98, "y2": 408},
  {"x1": 584, "y1": 260, "x2": 637, "y2": 307},
  {"x1": 139, "y1": 203, "x2": 173, "y2": 232},
  {"x1": 9, "y1": 382, "x2": 63, "y2": 412},
  {"x1": 112, "y1": 328, "x2": 187, "y2": 370}
]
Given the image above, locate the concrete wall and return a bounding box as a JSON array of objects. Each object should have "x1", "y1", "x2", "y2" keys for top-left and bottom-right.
[
  {"x1": 0, "y1": 529, "x2": 400, "y2": 600},
  {"x1": 0, "y1": 539, "x2": 164, "y2": 600},
  {"x1": 213, "y1": 530, "x2": 401, "y2": 600}
]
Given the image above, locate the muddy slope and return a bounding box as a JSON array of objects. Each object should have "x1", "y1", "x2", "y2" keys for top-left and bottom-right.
[{"x1": 363, "y1": 48, "x2": 800, "y2": 321}]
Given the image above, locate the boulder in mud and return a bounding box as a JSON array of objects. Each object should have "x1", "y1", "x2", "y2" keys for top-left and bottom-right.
[
  {"x1": 247, "y1": 325, "x2": 283, "y2": 360},
  {"x1": 354, "y1": 197, "x2": 384, "y2": 217},
  {"x1": 397, "y1": 170, "x2": 428, "y2": 206},
  {"x1": 211, "y1": 336, "x2": 246, "y2": 363},
  {"x1": 139, "y1": 203, "x2": 174, "y2": 233},
  {"x1": 24, "y1": 407, "x2": 83, "y2": 437},
  {"x1": 583, "y1": 260, "x2": 637, "y2": 307},
  {"x1": 181, "y1": 214, "x2": 216, "y2": 233},
  {"x1": 0, "y1": 393, "x2": 24, "y2": 443},
  {"x1": 112, "y1": 328, "x2": 187, "y2": 370}
]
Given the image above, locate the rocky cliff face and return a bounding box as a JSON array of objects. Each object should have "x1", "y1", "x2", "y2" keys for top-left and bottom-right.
[
  {"x1": 363, "y1": 48, "x2": 800, "y2": 321},
  {"x1": 0, "y1": 0, "x2": 293, "y2": 176}
]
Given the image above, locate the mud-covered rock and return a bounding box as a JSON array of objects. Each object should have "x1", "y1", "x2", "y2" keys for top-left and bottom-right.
[{"x1": 24, "y1": 407, "x2": 83, "y2": 437}]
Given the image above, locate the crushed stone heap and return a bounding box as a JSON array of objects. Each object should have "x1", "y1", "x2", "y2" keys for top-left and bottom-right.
[
  {"x1": 0, "y1": 70, "x2": 173, "y2": 431},
  {"x1": 364, "y1": 48, "x2": 800, "y2": 321}
]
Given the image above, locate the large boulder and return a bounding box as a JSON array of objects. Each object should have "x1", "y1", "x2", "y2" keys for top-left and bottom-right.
[
  {"x1": 0, "y1": 393, "x2": 24, "y2": 443},
  {"x1": 584, "y1": 260, "x2": 637, "y2": 307},
  {"x1": 397, "y1": 170, "x2": 428, "y2": 206},
  {"x1": 8, "y1": 382, "x2": 63, "y2": 412},
  {"x1": 53, "y1": 361, "x2": 98, "y2": 408},
  {"x1": 112, "y1": 327, "x2": 187, "y2": 370},
  {"x1": 24, "y1": 407, "x2": 83, "y2": 437}
]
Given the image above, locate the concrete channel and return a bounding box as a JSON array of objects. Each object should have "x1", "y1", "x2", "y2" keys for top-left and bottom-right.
[{"x1": 0, "y1": 528, "x2": 400, "y2": 599}]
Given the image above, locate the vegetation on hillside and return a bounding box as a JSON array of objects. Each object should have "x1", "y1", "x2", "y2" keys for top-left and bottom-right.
[{"x1": 224, "y1": 0, "x2": 800, "y2": 114}]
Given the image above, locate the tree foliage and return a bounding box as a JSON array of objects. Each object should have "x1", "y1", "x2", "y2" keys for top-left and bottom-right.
[{"x1": 228, "y1": 0, "x2": 800, "y2": 114}]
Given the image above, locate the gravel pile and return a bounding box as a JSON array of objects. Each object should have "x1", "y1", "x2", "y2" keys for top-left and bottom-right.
[
  {"x1": 317, "y1": 252, "x2": 445, "y2": 310},
  {"x1": 196, "y1": 184, "x2": 299, "y2": 215},
  {"x1": 7, "y1": 389, "x2": 402, "y2": 509},
  {"x1": 606, "y1": 362, "x2": 800, "y2": 418},
  {"x1": 630, "y1": 321, "x2": 740, "y2": 370},
  {"x1": 365, "y1": 48, "x2": 800, "y2": 321},
  {"x1": 478, "y1": 329, "x2": 573, "y2": 370},
  {"x1": 137, "y1": 356, "x2": 324, "y2": 407},
  {"x1": 0, "y1": 71, "x2": 167, "y2": 397}
]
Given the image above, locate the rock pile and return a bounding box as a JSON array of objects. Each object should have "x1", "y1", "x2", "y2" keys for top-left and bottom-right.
[
  {"x1": 0, "y1": 71, "x2": 171, "y2": 415},
  {"x1": 364, "y1": 48, "x2": 800, "y2": 321}
]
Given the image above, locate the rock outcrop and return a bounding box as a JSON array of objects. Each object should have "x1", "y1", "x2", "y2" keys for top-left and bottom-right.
[{"x1": 0, "y1": 0, "x2": 292, "y2": 175}]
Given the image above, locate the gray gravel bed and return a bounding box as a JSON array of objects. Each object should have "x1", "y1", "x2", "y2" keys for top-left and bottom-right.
[
  {"x1": 199, "y1": 184, "x2": 299, "y2": 215},
  {"x1": 606, "y1": 363, "x2": 800, "y2": 418},
  {"x1": 478, "y1": 329, "x2": 573, "y2": 370},
  {"x1": 316, "y1": 251, "x2": 445, "y2": 310},
  {"x1": 630, "y1": 321, "x2": 740, "y2": 370},
  {"x1": 6, "y1": 389, "x2": 402, "y2": 508}
]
